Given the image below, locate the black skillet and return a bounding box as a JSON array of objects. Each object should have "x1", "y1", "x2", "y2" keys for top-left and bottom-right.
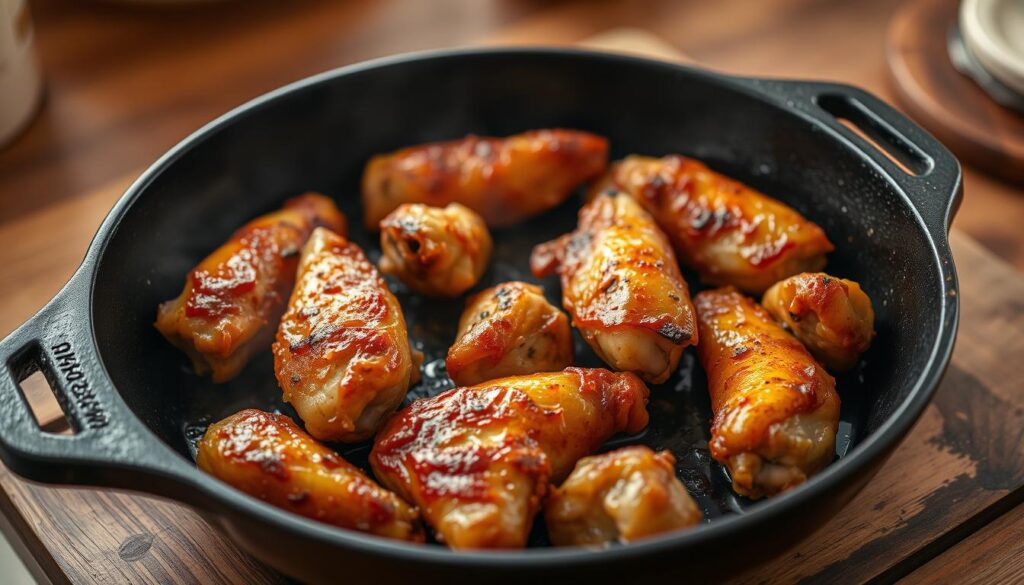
[{"x1": 0, "y1": 48, "x2": 961, "y2": 583}]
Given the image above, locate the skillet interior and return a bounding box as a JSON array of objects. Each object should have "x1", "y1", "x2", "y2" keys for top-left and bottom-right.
[{"x1": 90, "y1": 51, "x2": 944, "y2": 548}]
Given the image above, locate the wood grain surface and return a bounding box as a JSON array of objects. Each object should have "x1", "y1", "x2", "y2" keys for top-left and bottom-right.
[
  {"x1": 886, "y1": 0, "x2": 1024, "y2": 184},
  {"x1": 0, "y1": 1, "x2": 1022, "y2": 584},
  {"x1": 904, "y1": 501, "x2": 1024, "y2": 584}
]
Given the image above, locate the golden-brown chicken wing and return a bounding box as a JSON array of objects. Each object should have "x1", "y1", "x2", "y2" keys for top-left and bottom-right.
[
  {"x1": 531, "y1": 193, "x2": 697, "y2": 384},
  {"x1": 378, "y1": 203, "x2": 492, "y2": 297},
  {"x1": 544, "y1": 446, "x2": 702, "y2": 546},
  {"x1": 155, "y1": 194, "x2": 346, "y2": 382},
  {"x1": 762, "y1": 272, "x2": 875, "y2": 372},
  {"x1": 369, "y1": 368, "x2": 650, "y2": 549},
  {"x1": 593, "y1": 155, "x2": 834, "y2": 294},
  {"x1": 695, "y1": 287, "x2": 839, "y2": 499},
  {"x1": 362, "y1": 129, "x2": 609, "y2": 229},
  {"x1": 196, "y1": 409, "x2": 423, "y2": 541},
  {"x1": 273, "y1": 227, "x2": 420, "y2": 443},
  {"x1": 445, "y1": 281, "x2": 572, "y2": 386}
]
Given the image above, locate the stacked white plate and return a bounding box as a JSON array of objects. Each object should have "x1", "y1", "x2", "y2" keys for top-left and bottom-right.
[{"x1": 960, "y1": 0, "x2": 1024, "y2": 98}]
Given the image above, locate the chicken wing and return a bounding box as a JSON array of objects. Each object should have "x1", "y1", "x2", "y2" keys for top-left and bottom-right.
[
  {"x1": 155, "y1": 193, "x2": 346, "y2": 382},
  {"x1": 369, "y1": 368, "x2": 650, "y2": 549},
  {"x1": 592, "y1": 155, "x2": 834, "y2": 294},
  {"x1": 378, "y1": 203, "x2": 492, "y2": 297},
  {"x1": 362, "y1": 129, "x2": 609, "y2": 229},
  {"x1": 196, "y1": 409, "x2": 423, "y2": 541},
  {"x1": 544, "y1": 446, "x2": 702, "y2": 546},
  {"x1": 445, "y1": 281, "x2": 573, "y2": 386},
  {"x1": 695, "y1": 287, "x2": 839, "y2": 499},
  {"x1": 273, "y1": 227, "x2": 420, "y2": 443},
  {"x1": 531, "y1": 193, "x2": 697, "y2": 384},
  {"x1": 762, "y1": 272, "x2": 875, "y2": 372}
]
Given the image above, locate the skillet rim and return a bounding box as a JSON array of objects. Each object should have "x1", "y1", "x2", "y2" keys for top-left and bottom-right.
[{"x1": 83, "y1": 46, "x2": 961, "y2": 567}]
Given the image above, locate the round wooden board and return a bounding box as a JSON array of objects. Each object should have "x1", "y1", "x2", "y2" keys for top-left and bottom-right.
[{"x1": 886, "y1": 0, "x2": 1024, "y2": 184}]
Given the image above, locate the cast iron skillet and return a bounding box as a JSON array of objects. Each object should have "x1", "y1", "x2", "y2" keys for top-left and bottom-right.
[{"x1": 0, "y1": 48, "x2": 960, "y2": 583}]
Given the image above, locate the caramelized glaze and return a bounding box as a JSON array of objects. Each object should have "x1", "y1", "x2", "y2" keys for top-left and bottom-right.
[
  {"x1": 362, "y1": 129, "x2": 608, "y2": 228},
  {"x1": 695, "y1": 287, "x2": 840, "y2": 499},
  {"x1": 370, "y1": 368, "x2": 649, "y2": 549},
  {"x1": 197, "y1": 409, "x2": 423, "y2": 541},
  {"x1": 155, "y1": 193, "x2": 345, "y2": 382},
  {"x1": 593, "y1": 155, "x2": 833, "y2": 293},
  {"x1": 274, "y1": 228, "x2": 420, "y2": 443}
]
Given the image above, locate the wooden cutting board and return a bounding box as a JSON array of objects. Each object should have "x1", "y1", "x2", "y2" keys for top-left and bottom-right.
[{"x1": 1, "y1": 29, "x2": 1022, "y2": 585}]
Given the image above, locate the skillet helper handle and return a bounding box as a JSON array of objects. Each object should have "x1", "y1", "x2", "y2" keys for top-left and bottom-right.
[
  {"x1": 0, "y1": 271, "x2": 190, "y2": 490},
  {"x1": 753, "y1": 78, "x2": 963, "y2": 238}
]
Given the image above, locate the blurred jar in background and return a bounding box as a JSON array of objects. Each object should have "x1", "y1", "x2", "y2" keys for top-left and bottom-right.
[{"x1": 0, "y1": 0, "x2": 42, "y2": 147}]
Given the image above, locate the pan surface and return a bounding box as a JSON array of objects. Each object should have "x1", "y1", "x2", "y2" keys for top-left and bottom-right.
[{"x1": 0, "y1": 48, "x2": 960, "y2": 583}]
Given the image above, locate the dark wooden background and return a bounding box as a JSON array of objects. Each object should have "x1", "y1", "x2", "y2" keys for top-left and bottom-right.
[{"x1": 0, "y1": 1, "x2": 1022, "y2": 583}]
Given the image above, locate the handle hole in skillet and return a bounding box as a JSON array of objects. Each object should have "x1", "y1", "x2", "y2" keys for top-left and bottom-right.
[
  {"x1": 7, "y1": 347, "x2": 76, "y2": 435},
  {"x1": 816, "y1": 93, "x2": 933, "y2": 176}
]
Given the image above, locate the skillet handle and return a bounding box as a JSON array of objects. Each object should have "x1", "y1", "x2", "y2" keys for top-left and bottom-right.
[
  {"x1": 748, "y1": 78, "x2": 963, "y2": 238},
  {"x1": 0, "y1": 270, "x2": 193, "y2": 492}
]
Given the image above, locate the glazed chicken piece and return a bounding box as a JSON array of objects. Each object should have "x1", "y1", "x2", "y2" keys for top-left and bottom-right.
[
  {"x1": 362, "y1": 129, "x2": 609, "y2": 229},
  {"x1": 155, "y1": 193, "x2": 346, "y2": 382},
  {"x1": 545, "y1": 446, "x2": 702, "y2": 546},
  {"x1": 197, "y1": 409, "x2": 423, "y2": 542},
  {"x1": 273, "y1": 228, "x2": 420, "y2": 443},
  {"x1": 370, "y1": 368, "x2": 650, "y2": 549},
  {"x1": 445, "y1": 281, "x2": 573, "y2": 386},
  {"x1": 592, "y1": 155, "x2": 834, "y2": 294},
  {"x1": 695, "y1": 287, "x2": 840, "y2": 499},
  {"x1": 762, "y1": 272, "x2": 875, "y2": 372},
  {"x1": 531, "y1": 193, "x2": 697, "y2": 384},
  {"x1": 378, "y1": 203, "x2": 492, "y2": 297}
]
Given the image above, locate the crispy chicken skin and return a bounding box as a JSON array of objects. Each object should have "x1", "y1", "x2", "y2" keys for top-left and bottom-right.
[
  {"x1": 762, "y1": 272, "x2": 875, "y2": 372},
  {"x1": 369, "y1": 368, "x2": 650, "y2": 549},
  {"x1": 592, "y1": 155, "x2": 834, "y2": 294},
  {"x1": 446, "y1": 281, "x2": 573, "y2": 386},
  {"x1": 378, "y1": 203, "x2": 492, "y2": 297},
  {"x1": 695, "y1": 287, "x2": 840, "y2": 499},
  {"x1": 544, "y1": 446, "x2": 702, "y2": 546},
  {"x1": 155, "y1": 194, "x2": 346, "y2": 382},
  {"x1": 273, "y1": 228, "x2": 420, "y2": 443},
  {"x1": 196, "y1": 409, "x2": 423, "y2": 542},
  {"x1": 362, "y1": 129, "x2": 609, "y2": 229},
  {"x1": 531, "y1": 193, "x2": 697, "y2": 384}
]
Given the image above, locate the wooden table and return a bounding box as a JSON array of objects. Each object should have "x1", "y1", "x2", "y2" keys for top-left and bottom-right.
[{"x1": 1, "y1": 1, "x2": 1022, "y2": 583}]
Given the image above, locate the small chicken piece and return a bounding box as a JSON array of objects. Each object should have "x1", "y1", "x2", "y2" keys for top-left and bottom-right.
[
  {"x1": 273, "y1": 228, "x2": 420, "y2": 443},
  {"x1": 155, "y1": 194, "x2": 345, "y2": 382},
  {"x1": 762, "y1": 272, "x2": 875, "y2": 372},
  {"x1": 196, "y1": 409, "x2": 423, "y2": 542},
  {"x1": 592, "y1": 155, "x2": 834, "y2": 294},
  {"x1": 695, "y1": 287, "x2": 840, "y2": 499},
  {"x1": 378, "y1": 203, "x2": 492, "y2": 297},
  {"x1": 531, "y1": 193, "x2": 697, "y2": 384},
  {"x1": 544, "y1": 446, "x2": 702, "y2": 546},
  {"x1": 445, "y1": 281, "x2": 572, "y2": 386},
  {"x1": 362, "y1": 129, "x2": 609, "y2": 229},
  {"x1": 370, "y1": 368, "x2": 650, "y2": 549}
]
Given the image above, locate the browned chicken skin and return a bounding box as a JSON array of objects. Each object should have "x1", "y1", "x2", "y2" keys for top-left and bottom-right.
[
  {"x1": 532, "y1": 193, "x2": 697, "y2": 384},
  {"x1": 446, "y1": 281, "x2": 573, "y2": 386},
  {"x1": 378, "y1": 203, "x2": 492, "y2": 298},
  {"x1": 695, "y1": 287, "x2": 840, "y2": 499},
  {"x1": 592, "y1": 155, "x2": 834, "y2": 294},
  {"x1": 545, "y1": 446, "x2": 702, "y2": 546},
  {"x1": 762, "y1": 272, "x2": 875, "y2": 372},
  {"x1": 369, "y1": 368, "x2": 650, "y2": 549},
  {"x1": 155, "y1": 194, "x2": 346, "y2": 382},
  {"x1": 196, "y1": 409, "x2": 423, "y2": 542},
  {"x1": 362, "y1": 129, "x2": 609, "y2": 229},
  {"x1": 273, "y1": 228, "x2": 420, "y2": 443}
]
